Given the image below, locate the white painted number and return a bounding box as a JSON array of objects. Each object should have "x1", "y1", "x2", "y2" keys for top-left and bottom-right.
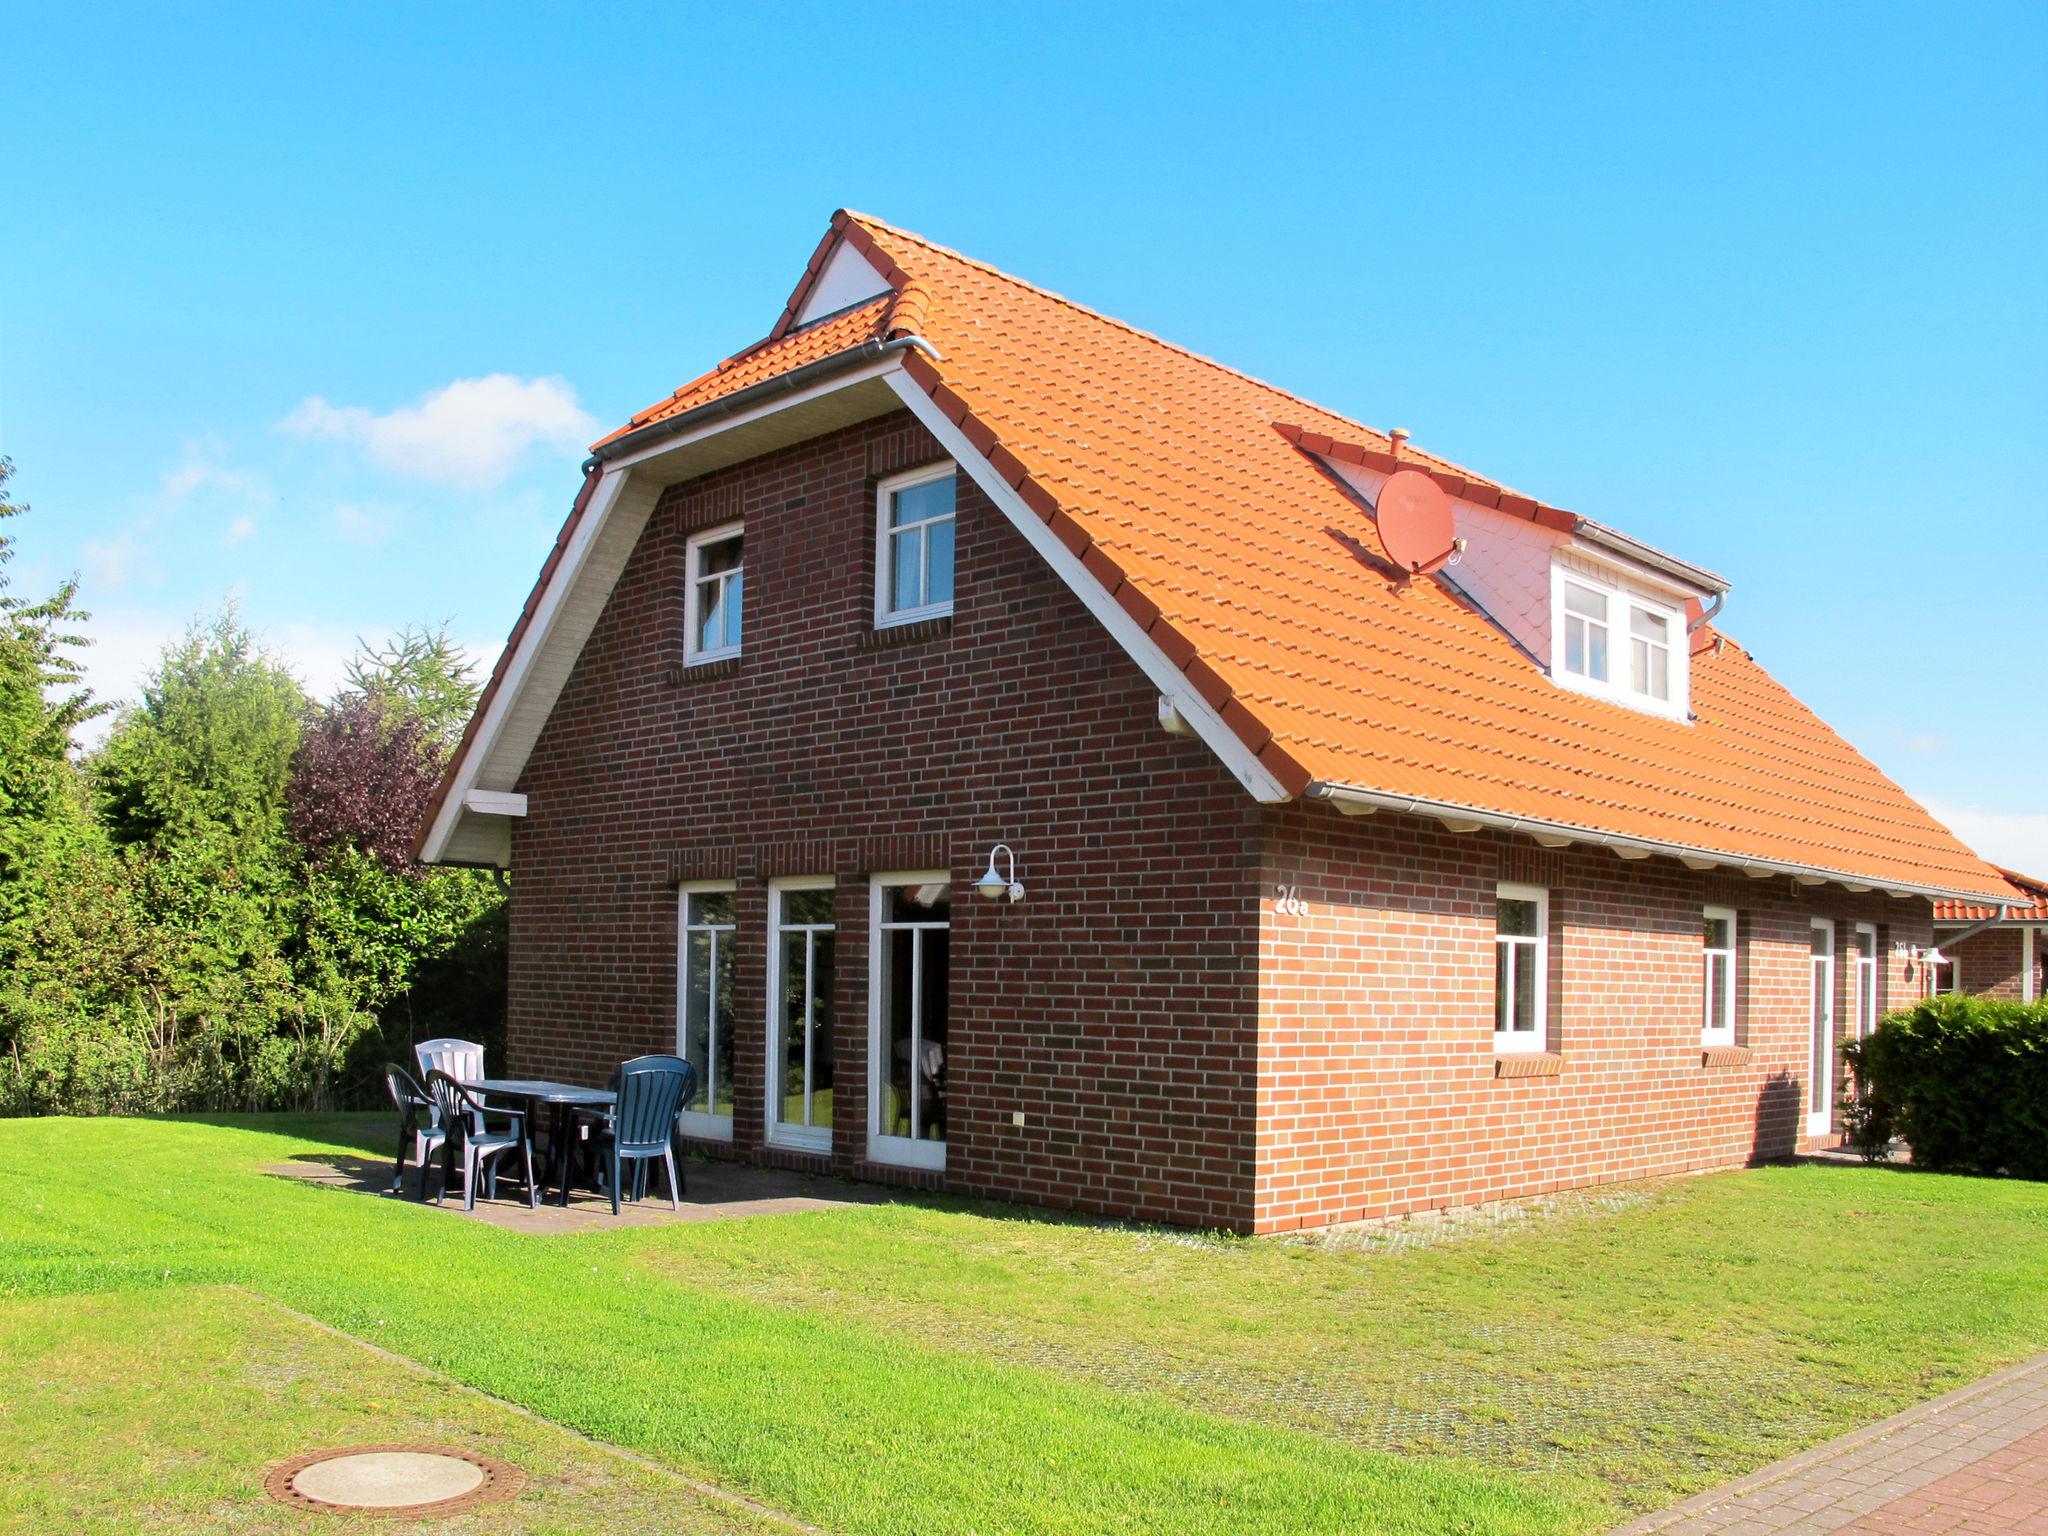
[{"x1": 1274, "y1": 885, "x2": 1309, "y2": 919}]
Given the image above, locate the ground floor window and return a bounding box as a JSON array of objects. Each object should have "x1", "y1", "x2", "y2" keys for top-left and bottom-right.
[
  {"x1": 1809, "y1": 920, "x2": 1835, "y2": 1133},
  {"x1": 1702, "y1": 906, "x2": 1737, "y2": 1047},
  {"x1": 870, "y1": 875, "x2": 950, "y2": 1170},
  {"x1": 1494, "y1": 882, "x2": 1548, "y2": 1054},
  {"x1": 767, "y1": 879, "x2": 835, "y2": 1152},
  {"x1": 677, "y1": 884, "x2": 735, "y2": 1136},
  {"x1": 1852, "y1": 924, "x2": 1878, "y2": 1038}
]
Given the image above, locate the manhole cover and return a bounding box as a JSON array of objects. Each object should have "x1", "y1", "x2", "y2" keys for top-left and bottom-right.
[{"x1": 265, "y1": 1443, "x2": 521, "y2": 1517}]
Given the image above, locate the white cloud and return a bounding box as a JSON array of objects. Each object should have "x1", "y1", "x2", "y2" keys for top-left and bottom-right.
[
  {"x1": 161, "y1": 437, "x2": 272, "y2": 504},
  {"x1": 82, "y1": 522, "x2": 156, "y2": 592},
  {"x1": 1922, "y1": 800, "x2": 2048, "y2": 878},
  {"x1": 277, "y1": 374, "x2": 596, "y2": 489},
  {"x1": 333, "y1": 502, "x2": 393, "y2": 545},
  {"x1": 221, "y1": 515, "x2": 257, "y2": 547}
]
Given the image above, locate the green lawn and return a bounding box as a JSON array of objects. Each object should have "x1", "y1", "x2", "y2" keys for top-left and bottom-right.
[{"x1": 1, "y1": 1115, "x2": 2044, "y2": 1535}]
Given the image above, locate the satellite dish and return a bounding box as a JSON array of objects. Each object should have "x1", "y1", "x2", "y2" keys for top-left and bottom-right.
[{"x1": 1375, "y1": 469, "x2": 1457, "y2": 577}]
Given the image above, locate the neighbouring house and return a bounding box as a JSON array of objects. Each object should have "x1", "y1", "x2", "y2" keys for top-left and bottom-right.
[
  {"x1": 417, "y1": 210, "x2": 2019, "y2": 1234},
  {"x1": 1931, "y1": 869, "x2": 2048, "y2": 1001}
]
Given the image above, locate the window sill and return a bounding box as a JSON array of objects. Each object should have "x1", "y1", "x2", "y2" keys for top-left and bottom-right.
[
  {"x1": 1700, "y1": 1044, "x2": 1752, "y2": 1068},
  {"x1": 859, "y1": 615, "x2": 952, "y2": 651},
  {"x1": 1494, "y1": 1051, "x2": 1563, "y2": 1079},
  {"x1": 665, "y1": 656, "x2": 739, "y2": 686}
]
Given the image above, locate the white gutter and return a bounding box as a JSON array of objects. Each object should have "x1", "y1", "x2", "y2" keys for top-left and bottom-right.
[{"x1": 1303, "y1": 779, "x2": 2014, "y2": 906}]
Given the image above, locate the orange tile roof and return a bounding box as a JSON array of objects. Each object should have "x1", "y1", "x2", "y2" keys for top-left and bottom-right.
[
  {"x1": 1935, "y1": 869, "x2": 2048, "y2": 924},
  {"x1": 590, "y1": 294, "x2": 897, "y2": 449},
  {"x1": 549, "y1": 211, "x2": 2009, "y2": 901}
]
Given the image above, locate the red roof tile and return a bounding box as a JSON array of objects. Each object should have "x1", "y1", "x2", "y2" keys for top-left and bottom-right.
[{"x1": 1935, "y1": 868, "x2": 2048, "y2": 923}]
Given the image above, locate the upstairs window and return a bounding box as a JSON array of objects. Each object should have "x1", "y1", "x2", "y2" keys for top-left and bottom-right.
[
  {"x1": 1702, "y1": 906, "x2": 1737, "y2": 1046},
  {"x1": 876, "y1": 464, "x2": 956, "y2": 626},
  {"x1": 1550, "y1": 563, "x2": 1688, "y2": 717},
  {"x1": 1630, "y1": 607, "x2": 1672, "y2": 702},
  {"x1": 1561, "y1": 581, "x2": 1610, "y2": 683},
  {"x1": 685, "y1": 523, "x2": 744, "y2": 663},
  {"x1": 1494, "y1": 882, "x2": 1549, "y2": 1054}
]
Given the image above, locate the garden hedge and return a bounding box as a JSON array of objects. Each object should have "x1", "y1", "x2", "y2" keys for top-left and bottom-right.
[{"x1": 1843, "y1": 994, "x2": 2048, "y2": 1178}]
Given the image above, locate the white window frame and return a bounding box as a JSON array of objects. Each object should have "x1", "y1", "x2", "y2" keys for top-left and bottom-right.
[
  {"x1": 1853, "y1": 922, "x2": 1879, "y2": 1040},
  {"x1": 765, "y1": 876, "x2": 836, "y2": 1153},
  {"x1": 676, "y1": 880, "x2": 736, "y2": 1140},
  {"x1": 1808, "y1": 918, "x2": 1836, "y2": 1135},
  {"x1": 874, "y1": 462, "x2": 956, "y2": 628},
  {"x1": 683, "y1": 520, "x2": 744, "y2": 665},
  {"x1": 2027, "y1": 927, "x2": 2039, "y2": 1004},
  {"x1": 1702, "y1": 905, "x2": 1737, "y2": 1047},
  {"x1": 1494, "y1": 881, "x2": 1549, "y2": 1055},
  {"x1": 1557, "y1": 577, "x2": 1613, "y2": 687},
  {"x1": 1548, "y1": 562, "x2": 1691, "y2": 720},
  {"x1": 867, "y1": 872, "x2": 951, "y2": 1171}
]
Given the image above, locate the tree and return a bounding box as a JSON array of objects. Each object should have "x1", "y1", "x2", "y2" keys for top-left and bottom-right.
[
  {"x1": 288, "y1": 694, "x2": 441, "y2": 871},
  {"x1": 0, "y1": 458, "x2": 103, "y2": 940},
  {"x1": 342, "y1": 623, "x2": 482, "y2": 749}
]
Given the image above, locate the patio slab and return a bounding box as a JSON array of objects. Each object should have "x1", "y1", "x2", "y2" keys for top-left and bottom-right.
[
  {"x1": 263, "y1": 1152, "x2": 894, "y2": 1232},
  {"x1": 1615, "y1": 1351, "x2": 2048, "y2": 1534}
]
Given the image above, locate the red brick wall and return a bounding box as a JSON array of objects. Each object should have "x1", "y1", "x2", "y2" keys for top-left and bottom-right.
[
  {"x1": 509, "y1": 409, "x2": 1263, "y2": 1230},
  {"x1": 503, "y1": 403, "x2": 1947, "y2": 1236},
  {"x1": 1251, "y1": 806, "x2": 1932, "y2": 1233},
  {"x1": 1941, "y1": 926, "x2": 2032, "y2": 1000}
]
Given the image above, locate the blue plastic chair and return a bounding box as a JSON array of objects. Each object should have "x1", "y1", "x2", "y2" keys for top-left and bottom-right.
[
  {"x1": 423, "y1": 1070, "x2": 537, "y2": 1211},
  {"x1": 574, "y1": 1055, "x2": 696, "y2": 1214}
]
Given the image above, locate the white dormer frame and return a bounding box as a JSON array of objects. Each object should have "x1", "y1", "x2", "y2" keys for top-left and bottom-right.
[{"x1": 1547, "y1": 556, "x2": 1692, "y2": 721}]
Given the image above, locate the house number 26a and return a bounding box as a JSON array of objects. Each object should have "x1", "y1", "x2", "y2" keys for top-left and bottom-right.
[{"x1": 1274, "y1": 885, "x2": 1310, "y2": 919}]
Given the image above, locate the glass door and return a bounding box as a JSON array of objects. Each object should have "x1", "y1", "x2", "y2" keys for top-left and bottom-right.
[
  {"x1": 677, "y1": 884, "x2": 735, "y2": 1138},
  {"x1": 767, "y1": 879, "x2": 835, "y2": 1152},
  {"x1": 1808, "y1": 920, "x2": 1835, "y2": 1136},
  {"x1": 869, "y1": 874, "x2": 950, "y2": 1171}
]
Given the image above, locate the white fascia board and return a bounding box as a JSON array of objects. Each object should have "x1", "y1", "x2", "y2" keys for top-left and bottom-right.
[
  {"x1": 599, "y1": 357, "x2": 904, "y2": 474},
  {"x1": 420, "y1": 465, "x2": 632, "y2": 865},
  {"x1": 420, "y1": 359, "x2": 913, "y2": 866},
  {"x1": 884, "y1": 372, "x2": 1292, "y2": 804}
]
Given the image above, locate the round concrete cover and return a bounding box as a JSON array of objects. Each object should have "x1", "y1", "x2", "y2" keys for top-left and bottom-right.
[{"x1": 290, "y1": 1450, "x2": 486, "y2": 1508}]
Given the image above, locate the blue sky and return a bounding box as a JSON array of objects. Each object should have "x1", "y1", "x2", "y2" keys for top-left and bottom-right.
[{"x1": 5, "y1": 2, "x2": 2044, "y2": 864}]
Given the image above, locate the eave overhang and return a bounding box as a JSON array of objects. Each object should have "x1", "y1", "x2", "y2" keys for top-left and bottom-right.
[{"x1": 1305, "y1": 780, "x2": 2014, "y2": 906}]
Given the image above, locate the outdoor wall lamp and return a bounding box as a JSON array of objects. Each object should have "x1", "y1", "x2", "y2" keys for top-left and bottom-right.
[{"x1": 975, "y1": 844, "x2": 1024, "y2": 903}]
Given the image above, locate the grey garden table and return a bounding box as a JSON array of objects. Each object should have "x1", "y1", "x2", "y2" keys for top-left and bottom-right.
[{"x1": 461, "y1": 1078, "x2": 616, "y2": 1206}]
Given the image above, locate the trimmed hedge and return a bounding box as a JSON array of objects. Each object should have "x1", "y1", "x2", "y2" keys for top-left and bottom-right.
[{"x1": 1842, "y1": 994, "x2": 2048, "y2": 1178}]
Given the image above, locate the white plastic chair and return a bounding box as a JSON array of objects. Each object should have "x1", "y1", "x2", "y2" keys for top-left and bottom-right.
[{"x1": 416, "y1": 1038, "x2": 487, "y2": 1135}]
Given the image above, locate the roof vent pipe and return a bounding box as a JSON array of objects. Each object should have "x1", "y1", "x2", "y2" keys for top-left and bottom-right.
[{"x1": 1388, "y1": 427, "x2": 1410, "y2": 460}]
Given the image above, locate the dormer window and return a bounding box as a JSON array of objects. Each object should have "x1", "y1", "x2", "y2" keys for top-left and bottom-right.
[
  {"x1": 1549, "y1": 563, "x2": 1688, "y2": 718},
  {"x1": 1561, "y1": 581, "x2": 1610, "y2": 683},
  {"x1": 1630, "y1": 607, "x2": 1671, "y2": 702}
]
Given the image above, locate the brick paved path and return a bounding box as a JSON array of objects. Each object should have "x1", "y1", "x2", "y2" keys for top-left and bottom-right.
[{"x1": 1615, "y1": 1353, "x2": 2048, "y2": 1535}]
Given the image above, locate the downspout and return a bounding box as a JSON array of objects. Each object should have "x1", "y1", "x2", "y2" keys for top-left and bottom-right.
[
  {"x1": 1687, "y1": 591, "x2": 1725, "y2": 633},
  {"x1": 1932, "y1": 907, "x2": 2011, "y2": 954}
]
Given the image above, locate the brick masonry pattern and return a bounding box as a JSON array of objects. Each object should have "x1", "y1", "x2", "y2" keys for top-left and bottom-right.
[{"x1": 508, "y1": 406, "x2": 1938, "y2": 1234}]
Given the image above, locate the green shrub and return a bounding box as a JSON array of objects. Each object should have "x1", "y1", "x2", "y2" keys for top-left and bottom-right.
[{"x1": 1843, "y1": 994, "x2": 2048, "y2": 1178}]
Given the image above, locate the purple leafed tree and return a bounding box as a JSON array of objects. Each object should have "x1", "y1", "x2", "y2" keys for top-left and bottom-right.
[{"x1": 287, "y1": 695, "x2": 442, "y2": 871}]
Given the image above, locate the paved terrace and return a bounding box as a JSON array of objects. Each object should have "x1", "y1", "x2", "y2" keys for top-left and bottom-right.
[
  {"x1": 263, "y1": 1152, "x2": 895, "y2": 1232},
  {"x1": 1618, "y1": 1352, "x2": 2048, "y2": 1535}
]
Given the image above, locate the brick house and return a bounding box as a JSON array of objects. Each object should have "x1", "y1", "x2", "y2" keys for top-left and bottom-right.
[
  {"x1": 418, "y1": 210, "x2": 2017, "y2": 1234},
  {"x1": 1931, "y1": 869, "x2": 2048, "y2": 1001}
]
